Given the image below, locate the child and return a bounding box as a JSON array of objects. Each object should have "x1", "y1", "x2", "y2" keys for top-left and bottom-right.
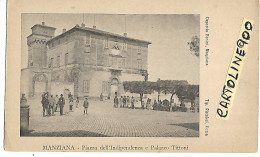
[
  {"x1": 83, "y1": 97, "x2": 89, "y2": 115},
  {"x1": 76, "y1": 97, "x2": 79, "y2": 108},
  {"x1": 69, "y1": 99, "x2": 74, "y2": 112}
]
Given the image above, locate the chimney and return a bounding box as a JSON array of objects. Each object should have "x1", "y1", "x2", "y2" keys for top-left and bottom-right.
[
  {"x1": 93, "y1": 25, "x2": 96, "y2": 29},
  {"x1": 81, "y1": 23, "x2": 85, "y2": 27},
  {"x1": 42, "y1": 22, "x2": 45, "y2": 26},
  {"x1": 62, "y1": 29, "x2": 66, "y2": 33},
  {"x1": 124, "y1": 33, "x2": 127, "y2": 37}
]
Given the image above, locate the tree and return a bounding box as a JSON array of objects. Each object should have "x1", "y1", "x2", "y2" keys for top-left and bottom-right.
[
  {"x1": 153, "y1": 78, "x2": 162, "y2": 102},
  {"x1": 123, "y1": 80, "x2": 199, "y2": 108},
  {"x1": 186, "y1": 85, "x2": 199, "y2": 105},
  {"x1": 156, "y1": 80, "x2": 189, "y2": 103},
  {"x1": 187, "y1": 36, "x2": 200, "y2": 57},
  {"x1": 123, "y1": 81, "x2": 154, "y2": 103},
  {"x1": 177, "y1": 84, "x2": 199, "y2": 106}
]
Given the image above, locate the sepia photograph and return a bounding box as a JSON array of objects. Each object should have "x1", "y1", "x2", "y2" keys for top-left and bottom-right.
[{"x1": 20, "y1": 13, "x2": 200, "y2": 137}]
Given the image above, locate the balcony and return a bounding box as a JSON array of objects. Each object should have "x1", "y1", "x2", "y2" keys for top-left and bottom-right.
[
  {"x1": 84, "y1": 44, "x2": 90, "y2": 53},
  {"x1": 140, "y1": 69, "x2": 148, "y2": 76},
  {"x1": 104, "y1": 46, "x2": 124, "y2": 58}
]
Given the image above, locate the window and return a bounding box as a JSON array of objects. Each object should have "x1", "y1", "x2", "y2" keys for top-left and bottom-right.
[
  {"x1": 107, "y1": 56, "x2": 111, "y2": 66},
  {"x1": 137, "y1": 52, "x2": 142, "y2": 60},
  {"x1": 65, "y1": 53, "x2": 68, "y2": 65},
  {"x1": 49, "y1": 58, "x2": 54, "y2": 68},
  {"x1": 112, "y1": 57, "x2": 117, "y2": 67},
  {"x1": 121, "y1": 58, "x2": 126, "y2": 68},
  {"x1": 83, "y1": 80, "x2": 90, "y2": 93},
  {"x1": 43, "y1": 51, "x2": 47, "y2": 67},
  {"x1": 28, "y1": 54, "x2": 33, "y2": 67},
  {"x1": 137, "y1": 59, "x2": 142, "y2": 69},
  {"x1": 123, "y1": 40, "x2": 127, "y2": 51},
  {"x1": 104, "y1": 38, "x2": 109, "y2": 48},
  {"x1": 85, "y1": 33, "x2": 90, "y2": 44},
  {"x1": 103, "y1": 55, "x2": 108, "y2": 66},
  {"x1": 84, "y1": 44, "x2": 90, "y2": 53},
  {"x1": 137, "y1": 45, "x2": 141, "y2": 54},
  {"x1": 85, "y1": 33, "x2": 91, "y2": 53},
  {"x1": 91, "y1": 36, "x2": 95, "y2": 45},
  {"x1": 102, "y1": 81, "x2": 109, "y2": 93},
  {"x1": 89, "y1": 34, "x2": 92, "y2": 45},
  {"x1": 84, "y1": 54, "x2": 90, "y2": 64},
  {"x1": 56, "y1": 56, "x2": 60, "y2": 67}
]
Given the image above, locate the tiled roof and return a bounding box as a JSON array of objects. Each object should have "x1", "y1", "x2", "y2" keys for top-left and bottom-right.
[
  {"x1": 47, "y1": 25, "x2": 152, "y2": 44},
  {"x1": 31, "y1": 24, "x2": 56, "y2": 30}
]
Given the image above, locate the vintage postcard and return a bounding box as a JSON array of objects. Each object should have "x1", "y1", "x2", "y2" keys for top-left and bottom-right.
[{"x1": 5, "y1": 0, "x2": 259, "y2": 152}]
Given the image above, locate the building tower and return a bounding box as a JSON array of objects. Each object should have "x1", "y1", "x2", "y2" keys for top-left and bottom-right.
[
  {"x1": 21, "y1": 22, "x2": 56, "y2": 97},
  {"x1": 27, "y1": 22, "x2": 56, "y2": 68}
]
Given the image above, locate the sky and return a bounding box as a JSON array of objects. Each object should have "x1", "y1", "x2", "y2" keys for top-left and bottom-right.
[{"x1": 22, "y1": 14, "x2": 200, "y2": 84}]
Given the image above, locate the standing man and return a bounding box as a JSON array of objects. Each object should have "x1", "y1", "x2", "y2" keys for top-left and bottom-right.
[
  {"x1": 69, "y1": 99, "x2": 74, "y2": 112},
  {"x1": 69, "y1": 94, "x2": 74, "y2": 103},
  {"x1": 170, "y1": 98, "x2": 174, "y2": 112},
  {"x1": 58, "y1": 94, "x2": 65, "y2": 115},
  {"x1": 76, "y1": 97, "x2": 80, "y2": 108},
  {"x1": 55, "y1": 94, "x2": 59, "y2": 112},
  {"x1": 83, "y1": 97, "x2": 89, "y2": 115},
  {"x1": 123, "y1": 96, "x2": 126, "y2": 108},
  {"x1": 41, "y1": 93, "x2": 49, "y2": 117},
  {"x1": 68, "y1": 92, "x2": 72, "y2": 100},
  {"x1": 131, "y1": 96, "x2": 135, "y2": 109},
  {"x1": 126, "y1": 96, "x2": 130, "y2": 108},
  {"x1": 100, "y1": 93, "x2": 103, "y2": 101},
  {"x1": 119, "y1": 96, "x2": 123, "y2": 108},
  {"x1": 114, "y1": 95, "x2": 119, "y2": 108},
  {"x1": 48, "y1": 95, "x2": 56, "y2": 116}
]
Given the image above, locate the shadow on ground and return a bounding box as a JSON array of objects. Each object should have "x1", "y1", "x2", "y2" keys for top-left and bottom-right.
[
  {"x1": 168, "y1": 123, "x2": 199, "y2": 131},
  {"x1": 23, "y1": 130, "x2": 110, "y2": 137}
]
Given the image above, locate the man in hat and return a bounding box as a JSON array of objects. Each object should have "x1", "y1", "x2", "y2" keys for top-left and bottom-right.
[
  {"x1": 131, "y1": 96, "x2": 135, "y2": 109},
  {"x1": 126, "y1": 96, "x2": 130, "y2": 108},
  {"x1": 83, "y1": 97, "x2": 89, "y2": 115},
  {"x1": 123, "y1": 96, "x2": 126, "y2": 108},
  {"x1": 119, "y1": 96, "x2": 123, "y2": 108},
  {"x1": 41, "y1": 93, "x2": 49, "y2": 117},
  {"x1": 114, "y1": 95, "x2": 119, "y2": 108},
  {"x1": 76, "y1": 97, "x2": 80, "y2": 108},
  {"x1": 58, "y1": 94, "x2": 65, "y2": 115},
  {"x1": 100, "y1": 93, "x2": 103, "y2": 101}
]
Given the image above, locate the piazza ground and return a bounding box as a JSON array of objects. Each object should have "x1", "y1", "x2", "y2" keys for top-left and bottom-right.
[{"x1": 24, "y1": 98, "x2": 199, "y2": 137}]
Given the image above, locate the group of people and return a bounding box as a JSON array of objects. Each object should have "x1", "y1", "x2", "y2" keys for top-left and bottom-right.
[
  {"x1": 41, "y1": 92, "x2": 88, "y2": 117},
  {"x1": 112, "y1": 95, "x2": 171, "y2": 110},
  {"x1": 41, "y1": 92, "x2": 65, "y2": 117},
  {"x1": 67, "y1": 92, "x2": 80, "y2": 111},
  {"x1": 113, "y1": 95, "x2": 136, "y2": 109}
]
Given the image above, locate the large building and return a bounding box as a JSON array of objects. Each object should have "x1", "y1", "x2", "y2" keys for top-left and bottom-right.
[{"x1": 21, "y1": 22, "x2": 151, "y2": 98}]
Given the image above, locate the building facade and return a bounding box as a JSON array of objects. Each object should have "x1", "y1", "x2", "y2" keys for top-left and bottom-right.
[{"x1": 21, "y1": 22, "x2": 151, "y2": 98}]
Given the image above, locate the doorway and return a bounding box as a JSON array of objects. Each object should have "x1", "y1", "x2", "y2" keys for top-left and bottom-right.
[
  {"x1": 32, "y1": 73, "x2": 48, "y2": 97},
  {"x1": 110, "y1": 78, "x2": 119, "y2": 99}
]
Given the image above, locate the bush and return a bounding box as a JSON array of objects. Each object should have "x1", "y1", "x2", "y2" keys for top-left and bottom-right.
[
  {"x1": 180, "y1": 107, "x2": 187, "y2": 112},
  {"x1": 172, "y1": 106, "x2": 187, "y2": 112}
]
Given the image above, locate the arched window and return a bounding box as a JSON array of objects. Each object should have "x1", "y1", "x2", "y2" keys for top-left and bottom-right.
[
  {"x1": 56, "y1": 56, "x2": 60, "y2": 67},
  {"x1": 65, "y1": 53, "x2": 69, "y2": 65}
]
